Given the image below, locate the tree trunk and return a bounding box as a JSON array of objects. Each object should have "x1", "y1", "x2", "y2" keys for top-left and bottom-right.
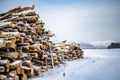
[
  {"x1": 21, "y1": 66, "x2": 34, "y2": 78},
  {"x1": 22, "y1": 60, "x2": 33, "y2": 68},
  {"x1": 0, "y1": 52, "x2": 19, "y2": 59},
  {"x1": 0, "y1": 75, "x2": 7, "y2": 80},
  {"x1": 0, "y1": 39, "x2": 6, "y2": 48},
  {"x1": 0, "y1": 60, "x2": 10, "y2": 68},
  {"x1": 0, "y1": 66, "x2": 5, "y2": 72},
  {"x1": 33, "y1": 65, "x2": 41, "y2": 75},
  {"x1": 10, "y1": 60, "x2": 22, "y2": 69}
]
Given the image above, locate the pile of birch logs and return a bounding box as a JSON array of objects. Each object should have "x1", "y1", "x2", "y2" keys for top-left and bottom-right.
[
  {"x1": 0, "y1": 5, "x2": 53, "y2": 80},
  {"x1": 0, "y1": 5, "x2": 84, "y2": 80},
  {"x1": 53, "y1": 41, "x2": 84, "y2": 62}
]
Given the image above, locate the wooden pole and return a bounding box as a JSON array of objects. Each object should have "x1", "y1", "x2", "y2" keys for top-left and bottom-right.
[{"x1": 50, "y1": 44, "x2": 54, "y2": 68}]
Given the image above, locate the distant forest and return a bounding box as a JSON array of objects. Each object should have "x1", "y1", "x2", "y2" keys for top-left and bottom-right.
[{"x1": 108, "y1": 42, "x2": 120, "y2": 49}]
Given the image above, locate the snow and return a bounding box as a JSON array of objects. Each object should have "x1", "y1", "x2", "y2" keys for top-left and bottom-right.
[
  {"x1": 0, "y1": 60, "x2": 8, "y2": 64},
  {"x1": 21, "y1": 66, "x2": 30, "y2": 69},
  {"x1": 0, "y1": 22, "x2": 11, "y2": 26},
  {"x1": 18, "y1": 21, "x2": 23, "y2": 24},
  {"x1": 0, "y1": 66, "x2": 4, "y2": 68},
  {"x1": 0, "y1": 38, "x2": 5, "y2": 43},
  {"x1": 44, "y1": 55, "x2": 48, "y2": 58},
  {"x1": 2, "y1": 31, "x2": 20, "y2": 36},
  {"x1": 32, "y1": 49, "x2": 120, "y2": 80},
  {"x1": 24, "y1": 15, "x2": 38, "y2": 19},
  {"x1": 10, "y1": 60, "x2": 22, "y2": 65},
  {"x1": 24, "y1": 60, "x2": 31, "y2": 63},
  {"x1": 33, "y1": 65, "x2": 41, "y2": 70},
  {"x1": 25, "y1": 23, "x2": 30, "y2": 27},
  {"x1": 0, "y1": 75, "x2": 7, "y2": 78},
  {"x1": 21, "y1": 53, "x2": 28, "y2": 57}
]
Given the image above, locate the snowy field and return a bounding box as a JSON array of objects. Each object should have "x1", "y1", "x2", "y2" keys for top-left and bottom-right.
[{"x1": 32, "y1": 49, "x2": 120, "y2": 80}]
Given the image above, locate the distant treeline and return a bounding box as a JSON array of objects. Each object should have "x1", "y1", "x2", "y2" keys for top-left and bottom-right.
[{"x1": 108, "y1": 42, "x2": 120, "y2": 49}]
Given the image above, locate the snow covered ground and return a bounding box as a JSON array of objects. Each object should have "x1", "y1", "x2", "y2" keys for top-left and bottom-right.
[{"x1": 32, "y1": 49, "x2": 120, "y2": 80}]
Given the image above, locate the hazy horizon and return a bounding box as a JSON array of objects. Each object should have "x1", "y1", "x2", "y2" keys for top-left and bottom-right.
[{"x1": 0, "y1": 0, "x2": 120, "y2": 43}]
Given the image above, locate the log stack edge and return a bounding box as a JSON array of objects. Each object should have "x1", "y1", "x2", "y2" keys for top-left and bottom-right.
[{"x1": 0, "y1": 5, "x2": 83, "y2": 80}]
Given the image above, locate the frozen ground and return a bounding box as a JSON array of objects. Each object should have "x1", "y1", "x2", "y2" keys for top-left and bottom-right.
[{"x1": 32, "y1": 49, "x2": 120, "y2": 80}]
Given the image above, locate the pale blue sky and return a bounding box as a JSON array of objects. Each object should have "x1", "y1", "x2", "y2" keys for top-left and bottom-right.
[{"x1": 0, "y1": 0, "x2": 120, "y2": 42}]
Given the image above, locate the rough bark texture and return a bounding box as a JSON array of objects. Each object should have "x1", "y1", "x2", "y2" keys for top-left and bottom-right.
[{"x1": 0, "y1": 5, "x2": 83, "y2": 80}]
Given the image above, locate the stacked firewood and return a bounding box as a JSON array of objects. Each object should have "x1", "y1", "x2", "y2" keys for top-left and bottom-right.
[
  {"x1": 53, "y1": 41, "x2": 84, "y2": 62},
  {"x1": 0, "y1": 5, "x2": 84, "y2": 80},
  {"x1": 0, "y1": 5, "x2": 53, "y2": 80}
]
